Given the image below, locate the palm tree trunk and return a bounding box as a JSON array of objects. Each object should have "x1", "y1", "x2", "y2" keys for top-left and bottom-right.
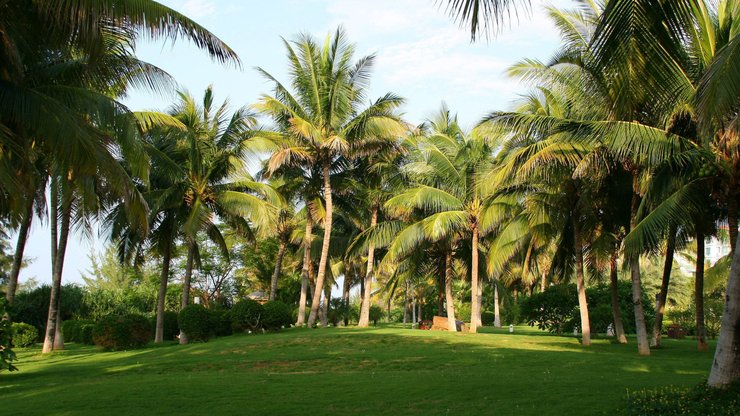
[
  {"x1": 42, "y1": 181, "x2": 71, "y2": 354},
  {"x1": 307, "y1": 161, "x2": 333, "y2": 327},
  {"x1": 695, "y1": 227, "x2": 708, "y2": 351},
  {"x1": 444, "y1": 250, "x2": 457, "y2": 332},
  {"x1": 6, "y1": 198, "x2": 33, "y2": 305},
  {"x1": 411, "y1": 291, "x2": 417, "y2": 324},
  {"x1": 403, "y1": 283, "x2": 409, "y2": 325},
  {"x1": 728, "y1": 194, "x2": 738, "y2": 255},
  {"x1": 707, "y1": 233, "x2": 740, "y2": 387},
  {"x1": 342, "y1": 269, "x2": 351, "y2": 326},
  {"x1": 494, "y1": 279, "x2": 501, "y2": 327},
  {"x1": 540, "y1": 271, "x2": 546, "y2": 293},
  {"x1": 629, "y1": 185, "x2": 650, "y2": 356},
  {"x1": 296, "y1": 216, "x2": 313, "y2": 326},
  {"x1": 573, "y1": 218, "x2": 591, "y2": 346},
  {"x1": 154, "y1": 241, "x2": 172, "y2": 343},
  {"x1": 179, "y1": 241, "x2": 195, "y2": 345},
  {"x1": 470, "y1": 226, "x2": 480, "y2": 333},
  {"x1": 358, "y1": 206, "x2": 379, "y2": 327},
  {"x1": 652, "y1": 225, "x2": 676, "y2": 347},
  {"x1": 269, "y1": 240, "x2": 287, "y2": 301},
  {"x1": 320, "y1": 285, "x2": 330, "y2": 327},
  {"x1": 609, "y1": 254, "x2": 627, "y2": 344},
  {"x1": 476, "y1": 276, "x2": 483, "y2": 327}
]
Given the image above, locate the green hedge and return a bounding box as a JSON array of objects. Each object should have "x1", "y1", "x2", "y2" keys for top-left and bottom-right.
[
  {"x1": 93, "y1": 314, "x2": 151, "y2": 350},
  {"x1": 231, "y1": 299, "x2": 263, "y2": 332},
  {"x1": 261, "y1": 301, "x2": 292, "y2": 330},
  {"x1": 11, "y1": 322, "x2": 37, "y2": 348},
  {"x1": 178, "y1": 304, "x2": 214, "y2": 342}
]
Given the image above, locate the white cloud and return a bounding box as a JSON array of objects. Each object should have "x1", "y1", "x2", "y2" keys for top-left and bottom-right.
[{"x1": 180, "y1": 0, "x2": 216, "y2": 19}]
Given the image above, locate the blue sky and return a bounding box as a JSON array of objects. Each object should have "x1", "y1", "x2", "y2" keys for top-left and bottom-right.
[{"x1": 18, "y1": 0, "x2": 570, "y2": 287}]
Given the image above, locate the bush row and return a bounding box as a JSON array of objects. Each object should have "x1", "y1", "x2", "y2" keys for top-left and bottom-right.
[{"x1": 54, "y1": 300, "x2": 293, "y2": 350}]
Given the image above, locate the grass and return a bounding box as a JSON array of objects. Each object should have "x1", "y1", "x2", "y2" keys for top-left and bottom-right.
[{"x1": 1, "y1": 325, "x2": 715, "y2": 415}]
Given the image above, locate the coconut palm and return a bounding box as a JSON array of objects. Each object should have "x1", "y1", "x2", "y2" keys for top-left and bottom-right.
[
  {"x1": 255, "y1": 27, "x2": 406, "y2": 327},
  {"x1": 381, "y1": 106, "x2": 498, "y2": 332}
]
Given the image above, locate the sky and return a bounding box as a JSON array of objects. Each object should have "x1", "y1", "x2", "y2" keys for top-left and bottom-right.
[{"x1": 16, "y1": 0, "x2": 572, "y2": 288}]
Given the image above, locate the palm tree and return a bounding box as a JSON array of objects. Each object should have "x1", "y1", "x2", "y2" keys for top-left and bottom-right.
[
  {"x1": 165, "y1": 87, "x2": 277, "y2": 343},
  {"x1": 255, "y1": 27, "x2": 405, "y2": 327},
  {"x1": 382, "y1": 106, "x2": 498, "y2": 332}
]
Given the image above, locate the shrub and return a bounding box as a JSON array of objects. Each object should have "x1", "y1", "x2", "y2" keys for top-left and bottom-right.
[
  {"x1": 1, "y1": 298, "x2": 17, "y2": 371},
  {"x1": 262, "y1": 301, "x2": 292, "y2": 330},
  {"x1": 520, "y1": 284, "x2": 578, "y2": 334},
  {"x1": 178, "y1": 304, "x2": 214, "y2": 342},
  {"x1": 369, "y1": 305, "x2": 383, "y2": 326},
  {"x1": 622, "y1": 381, "x2": 740, "y2": 415},
  {"x1": 149, "y1": 311, "x2": 180, "y2": 341},
  {"x1": 79, "y1": 323, "x2": 95, "y2": 345},
  {"x1": 456, "y1": 303, "x2": 472, "y2": 323},
  {"x1": 209, "y1": 307, "x2": 233, "y2": 337},
  {"x1": 231, "y1": 299, "x2": 263, "y2": 332},
  {"x1": 62, "y1": 319, "x2": 95, "y2": 343},
  {"x1": 481, "y1": 311, "x2": 496, "y2": 326},
  {"x1": 93, "y1": 314, "x2": 151, "y2": 350},
  {"x1": 10, "y1": 284, "x2": 86, "y2": 338},
  {"x1": 502, "y1": 299, "x2": 521, "y2": 325},
  {"x1": 11, "y1": 322, "x2": 37, "y2": 348}
]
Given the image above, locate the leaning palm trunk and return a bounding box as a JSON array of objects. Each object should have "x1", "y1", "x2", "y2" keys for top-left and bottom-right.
[
  {"x1": 307, "y1": 162, "x2": 333, "y2": 327},
  {"x1": 470, "y1": 226, "x2": 480, "y2": 333},
  {"x1": 609, "y1": 255, "x2": 628, "y2": 344},
  {"x1": 179, "y1": 242, "x2": 195, "y2": 345},
  {"x1": 6, "y1": 199, "x2": 33, "y2": 305},
  {"x1": 269, "y1": 240, "x2": 287, "y2": 301},
  {"x1": 707, "y1": 233, "x2": 740, "y2": 387},
  {"x1": 493, "y1": 280, "x2": 501, "y2": 327},
  {"x1": 628, "y1": 187, "x2": 650, "y2": 356},
  {"x1": 573, "y1": 219, "x2": 591, "y2": 346},
  {"x1": 444, "y1": 251, "x2": 457, "y2": 332},
  {"x1": 358, "y1": 206, "x2": 379, "y2": 327},
  {"x1": 695, "y1": 228, "x2": 708, "y2": 351},
  {"x1": 652, "y1": 225, "x2": 676, "y2": 347},
  {"x1": 728, "y1": 196, "x2": 738, "y2": 254},
  {"x1": 42, "y1": 183, "x2": 72, "y2": 354},
  {"x1": 154, "y1": 242, "x2": 172, "y2": 343},
  {"x1": 296, "y1": 216, "x2": 313, "y2": 326}
]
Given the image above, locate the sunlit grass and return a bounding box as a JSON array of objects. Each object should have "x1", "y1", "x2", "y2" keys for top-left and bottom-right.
[{"x1": 2, "y1": 325, "x2": 715, "y2": 415}]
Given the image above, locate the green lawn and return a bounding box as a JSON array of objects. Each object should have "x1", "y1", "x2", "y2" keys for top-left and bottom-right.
[{"x1": 2, "y1": 326, "x2": 715, "y2": 415}]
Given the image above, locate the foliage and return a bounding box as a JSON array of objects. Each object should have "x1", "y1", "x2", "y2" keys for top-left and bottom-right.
[
  {"x1": 456, "y1": 303, "x2": 472, "y2": 323},
  {"x1": 501, "y1": 299, "x2": 521, "y2": 325},
  {"x1": 10, "y1": 284, "x2": 86, "y2": 337},
  {"x1": 93, "y1": 314, "x2": 152, "y2": 351},
  {"x1": 481, "y1": 310, "x2": 496, "y2": 326},
  {"x1": 666, "y1": 297, "x2": 724, "y2": 338},
  {"x1": 0, "y1": 298, "x2": 16, "y2": 371},
  {"x1": 623, "y1": 382, "x2": 740, "y2": 416},
  {"x1": 62, "y1": 320, "x2": 95, "y2": 343},
  {"x1": 520, "y1": 282, "x2": 655, "y2": 334},
  {"x1": 520, "y1": 284, "x2": 578, "y2": 334},
  {"x1": 261, "y1": 301, "x2": 292, "y2": 330},
  {"x1": 178, "y1": 305, "x2": 214, "y2": 342},
  {"x1": 10, "y1": 323, "x2": 37, "y2": 348},
  {"x1": 328, "y1": 298, "x2": 350, "y2": 326},
  {"x1": 231, "y1": 299, "x2": 263, "y2": 332},
  {"x1": 369, "y1": 305, "x2": 384, "y2": 326},
  {"x1": 79, "y1": 324, "x2": 95, "y2": 345},
  {"x1": 209, "y1": 307, "x2": 233, "y2": 337},
  {"x1": 149, "y1": 312, "x2": 180, "y2": 342}
]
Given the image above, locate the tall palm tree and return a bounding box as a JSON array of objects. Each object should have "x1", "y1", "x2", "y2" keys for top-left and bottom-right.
[
  {"x1": 255, "y1": 27, "x2": 406, "y2": 327},
  {"x1": 383, "y1": 106, "x2": 498, "y2": 332},
  {"x1": 166, "y1": 87, "x2": 277, "y2": 343}
]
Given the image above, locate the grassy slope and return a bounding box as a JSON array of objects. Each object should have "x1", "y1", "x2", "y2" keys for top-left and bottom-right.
[{"x1": 2, "y1": 326, "x2": 714, "y2": 415}]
